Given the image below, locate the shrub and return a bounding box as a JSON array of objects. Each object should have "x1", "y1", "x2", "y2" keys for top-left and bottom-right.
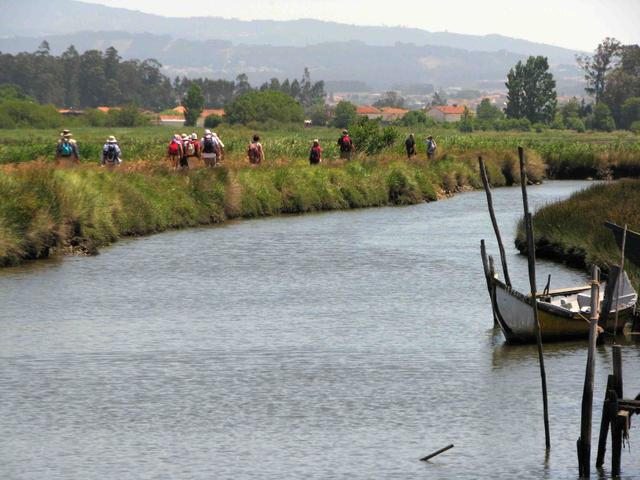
[
  {"x1": 204, "y1": 114, "x2": 223, "y2": 128},
  {"x1": 225, "y1": 90, "x2": 304, "y2": 125}
]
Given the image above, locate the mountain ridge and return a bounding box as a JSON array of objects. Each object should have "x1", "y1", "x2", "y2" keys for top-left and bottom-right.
[{"x1": 0, "y1": 0, "x2": 585, "y2": 63}]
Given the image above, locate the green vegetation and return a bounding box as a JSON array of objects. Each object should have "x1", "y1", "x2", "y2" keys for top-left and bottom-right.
[
  {"x1": 0, "y1": 154, "x2": 511, "y2": 267},
  {"x1": 182, "y1": 84, "x2": 205, "y2": 127},
  {"x1": 225, "y1": 91, "x2": 305, "y2": 125},
  {"x1": 515, "y1": 180, "x2": 640, "y2": 288},
  {"x1": 505, "y1": 56, "x2": 557, "y2": 124}
]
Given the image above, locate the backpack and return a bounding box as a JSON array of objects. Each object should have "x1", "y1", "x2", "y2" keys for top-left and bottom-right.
[
  {"x1": 59, "y1": 141, "x2": 73, "y2": 157},
  {"x1": 340, "y1": 135, "x2": 352, "y2": 151},
  {"x1": 310, "y1": 146, "x2": 320, "y2": 162},
  {"x1": 185, "y1": 140, "x2": 196, "y2": 156},
  {"x1": 105, "y1": 144, "x2": 117, "y2": 162},
  {"x1": 168, "y1": 141, "x2": 180, "y2": 156},
  {"x1": 427, "y1": 139, "x2": 436, "y2": 152},
  {"x1": 203, "y1": 135, "x2": 216, "y2": 154},
  {"x1": 248, "y1": 142, "x2": 261, "y2": 161}
]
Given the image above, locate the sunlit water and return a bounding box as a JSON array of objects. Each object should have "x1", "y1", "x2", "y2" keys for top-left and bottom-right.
[{"x1": 1, "y1": 180, "x2": 639, "y2": 479}]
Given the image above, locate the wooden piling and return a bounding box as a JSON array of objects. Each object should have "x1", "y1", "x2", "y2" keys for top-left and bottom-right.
[
  {"x1": 595, "y1": 375, "x2": 614, "y2": 468},
  {"x1": 577, "y1": 266, "x2": 600, "y2": 477},
  {"x1": 518, "y1": 147, "x2": 551, "y2": 451},
  {"x1": 613, "y1": 344, "x2": 623, "y2": 398},
  {"x1": 478, "y1": 156, "x2": 512, "y2": 287},
  {"x1": 481, "y1": 240, "x2": 499, "y2": 327}
]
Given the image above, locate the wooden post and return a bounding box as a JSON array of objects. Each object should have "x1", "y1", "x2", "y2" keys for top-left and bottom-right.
[
  {"x1": 611, "y1": 406, "x2": 623, "y2": 477},
  {"x1": 613, "y1": 345, "x2": 623, "y2": 398},
  {"x1": 478, "y1": 156, "x2": 512, "y2": 287},
  {"x1": 613, "y1": 225, "x2": 628, "y2": 336},
  {"x1": 595, "y1": 375, "x2": 614, "y2": 468},
  {"x1": 519, "y1": 147, "x2": 551, "y2": 451},
  {"x1": 577, "y1": 266, "x2": 600, "y2": 477},
  {"x1": 481, "y1": 240, "x2": 499, "y2": 327}
]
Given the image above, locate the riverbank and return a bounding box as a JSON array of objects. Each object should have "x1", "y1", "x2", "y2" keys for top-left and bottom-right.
[
  {"x1": 0, "y1": 156, "x2": 521, "y2": 267},
  {"x1": 515, "y1": 179, "x2": 640, "y2": 287}
]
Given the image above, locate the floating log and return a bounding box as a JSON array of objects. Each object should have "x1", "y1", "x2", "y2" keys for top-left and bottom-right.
[{"x1": 420, "y1": 444, "x2": 454, "y2": 462}]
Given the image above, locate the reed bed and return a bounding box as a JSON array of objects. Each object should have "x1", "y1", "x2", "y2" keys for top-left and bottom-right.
[{"x1": 515, "y1": 179, "x2": 640, "y2": 287}]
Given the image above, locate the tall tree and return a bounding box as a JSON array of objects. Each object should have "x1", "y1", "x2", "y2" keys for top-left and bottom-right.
[
  {"x1": 577, "y1": 37, "x2": 622, "y2": 104},
  {"x1": 182, "y1": 84, "x2": 205, "y2": 126},
  {"x1": 476, "y1": 98, "x2": 503, "y2": 121},
  {"x1": 332, "y1": 100, "x2": 357, "y2": 128},
  {"x1": 505, "y1": 56, "x2": 557, "y2": 124},
  {"x1": 234, "y1": 73, "x2": 252, "y2": 97}
]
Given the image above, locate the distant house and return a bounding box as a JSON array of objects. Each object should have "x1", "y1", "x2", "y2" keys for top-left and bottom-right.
[
  {"x1": 356, "y1": 105, "x2": 383, "y2": 119},
  {"x1": 356, "y1": 105, "x2": 409, "y2": 122},
  {"x1": 58, "y1": 109, "x2": 85, "y2": 117},
  {"x1": 426, "y1": 105, "x2": 467, "y2": 123},
  {"x1": 158, "y1": 107, "x2": 226, "y2": 127}
]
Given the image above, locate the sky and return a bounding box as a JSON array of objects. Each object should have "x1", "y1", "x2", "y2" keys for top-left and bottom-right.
[{"x1": 83, "y1": 0, "x2": 639, "y2": 51}]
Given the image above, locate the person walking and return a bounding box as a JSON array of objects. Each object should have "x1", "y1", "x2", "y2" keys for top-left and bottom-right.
[
  {"x1": 212, "y1": 132, "x2": 225, "y2": 161},
  {"x1": 168, "y1": 134, "x2": 183, "y2": 170},
  {"x1": 101, "y1": 135, "x2": 122, "y2": 167},
  {"x1": 426, "y1": 135, "x2": 437, "y2": 160},
  {"x1": 189, "y1": 133, "x2": 201, "y2": 160},
  {"x1": 179, "y1": 133, "x2": 191, "y2": 169},
  {"x1": 309, "y1": 139, "x2": 322, "y2": 165},
  {"x1": 405, "y1": 133, "x2": 416, "y2": 158},
  {"x1": 337, "y1": 129, "x2": 354, "y2": 160},
  {"x1": 201, "y1": 129, "x2": 221, "y2": 167},
  {"x1": 56, "y1": 129, "x2": 80, "y2": 165},
  {"x1": 247, "y1": 134, "x2": 264, "y2": 166}
]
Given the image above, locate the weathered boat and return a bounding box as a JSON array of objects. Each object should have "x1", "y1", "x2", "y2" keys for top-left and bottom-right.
[{"x1": 486, "y1": 271, "x2": 637, "y2": 343}]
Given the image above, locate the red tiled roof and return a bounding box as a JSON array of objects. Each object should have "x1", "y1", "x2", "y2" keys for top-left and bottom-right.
[
  {"x1": 380, "y1": 107, "x2": 409, "y2": 115},
  {"x1": 173, "y1": 106, "x2": 186, "y2": 113},
  {"x1": 200, "y1": 108, "x2": 225, "y2": 118},
  {"x1": 356, "y1": 105, "x2": 382, "y2": 115},
  {"x1": 433, "y1": 105, "x2": 466, "y2": 115}
]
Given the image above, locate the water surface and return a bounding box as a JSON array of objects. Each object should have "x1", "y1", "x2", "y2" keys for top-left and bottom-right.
[{"x1": 1, "y1": 180, "x2": 639, "y2": 479}]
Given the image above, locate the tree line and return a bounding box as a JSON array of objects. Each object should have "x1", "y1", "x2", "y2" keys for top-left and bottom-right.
[{"x1": 0, "y1": 42, "x2": 326, "y2": 112}]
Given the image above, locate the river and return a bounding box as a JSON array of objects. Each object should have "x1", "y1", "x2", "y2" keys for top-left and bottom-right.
[{"x1": 1, "y1": 180, "x2": 639, "y2": 479}]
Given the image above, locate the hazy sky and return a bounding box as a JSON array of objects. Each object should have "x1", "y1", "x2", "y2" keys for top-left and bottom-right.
[{"x1": 84, "y1": 0, "x2": 638, "y2": 51}]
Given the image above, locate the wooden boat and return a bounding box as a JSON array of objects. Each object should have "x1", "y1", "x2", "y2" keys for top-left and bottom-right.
[{"x1": 486, "y1": 271, "x2": 637, "y2": 343}]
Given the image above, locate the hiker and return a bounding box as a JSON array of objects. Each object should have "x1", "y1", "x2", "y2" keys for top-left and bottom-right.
[
  {"x1": 189, "y1": 133, "x2": 201, "y2": 159},
  {"x1": 426, "y1": 135, "x2": 437, "y2": 160},
  {"x1": 56, "y1": 129, "x2": 79, "y2": 164},
  {"x1": 212, "y1": 132, "x2": 225, "y2": 161},
  {"x1": 337, "y1": 129, "x2": 354, "y2": 160},
  {"x1": 309, "y1": 139, "x2": 322, "y2": 165},
  {"x1": 201, "y1": 129, "x2": 221, "y2": 167},
  {"x1": 405, "y1": 133, "x2": 416, "y2": 158},
  {"x1": 247, "y1": 134, "x2": 264, "y2": 166},
  {"x1": 101, "y1": 136, "x2": 122, "y2": 166},
  {"x1": 167, "y1": 134, "x2": 183, "y2": 170},
  {"x1": 179, "y1": 133, "x2": 191, "y2": 169}
]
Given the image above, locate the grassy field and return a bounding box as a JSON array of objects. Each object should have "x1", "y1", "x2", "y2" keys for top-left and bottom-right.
[
  {"x1": 515, "y1": 180, "x2": 640, "y2": 287},
  {"x1": 1, "y1": 125, "x2": 639, "y2": 179}
]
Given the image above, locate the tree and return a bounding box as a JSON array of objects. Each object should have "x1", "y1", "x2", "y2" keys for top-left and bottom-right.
[
  {"x1": 588, "y1": 103, "x2": 615, "y2": 131},
  {"x1": 373, "y1": 91, "x2": 405, "y2": 108},
  {"x1": 621, "y1": 97, "x2": 640, "y2": 129},
  {"x1": 431, "y1": 91, "x2": 446, "y2": 106},
  {"x1": 476, "y1": 98, "x2": 503, "y2": 121},
  {"x1": 505, "y1": 56, "x2": 557, "y2": 124},
  {"x1": 332, "y1": 100, "x2": 357, "y2": 128},
  {"x1": 182, "y1": 84, "x2": 205, "y2": 127},
  {"x1": 234, "y1": 73, "x2": 252, "y2": 97},
  {"x1": 601, "y1": 45, "x2": 640, "y2": 126},
  {"x1": 224, "y1": 90, "x2": 304, "y2": 124},
  {"x1": 577, "y1": 37, "x2": 622, "y2": 103},
  {"x1": 309, "y1": 103, "x2": 329, "y2": 126}
]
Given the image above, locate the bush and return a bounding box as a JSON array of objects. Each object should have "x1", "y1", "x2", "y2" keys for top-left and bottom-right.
[
  {"x1": 0, "y1": 99, "x2": 64, "y2": 129},
  {"x1": 225, "y1": 90, "x2": 304, "y2": 125},
  {"x1": 204, "y1": 114, "x2": 223, "y2": 128},
  {"x1": 630, "y1": 121, "x2": 640, "y2": 134},
  {"x1": 566, "y1": 116, "x2": 586, "y2": 133},
  {"x1": 349, "y1": 117, "x2": 399, "y2": 155},
  {"x1": 332, "y1": 100, "x2": 357, "y2": 129}
]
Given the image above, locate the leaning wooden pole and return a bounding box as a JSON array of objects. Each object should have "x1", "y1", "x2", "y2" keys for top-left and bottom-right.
[
  {"x1": 577, "y1": 266, "x2": 601, "y2": 478},
  {"x1": 519, "y1": 147, "x2": 551, "y2": 451},
  {"x1": 478, "y1": 156, "x2": 512, "y2": 287}
]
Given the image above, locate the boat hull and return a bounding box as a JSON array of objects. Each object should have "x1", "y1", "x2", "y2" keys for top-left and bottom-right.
[{"x1": 492, "y1": 279, "x2": 633, "y2": 343}]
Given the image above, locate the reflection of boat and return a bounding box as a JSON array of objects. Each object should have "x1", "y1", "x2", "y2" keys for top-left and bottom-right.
[
  {"x1": 605, "y1": 222, "x2": 640, "y2": 267},
  {"x1": 488, "y1": 272, "x2": 637, "y2": 343}
]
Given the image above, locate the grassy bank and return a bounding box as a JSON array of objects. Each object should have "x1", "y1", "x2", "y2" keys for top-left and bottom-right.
[
  {"x1": 0, "y1": 156, "x2": 517, "y2": 267},
  {"x1": 1, "y1": 126, "x2": 639, "y2": 180},
  {"x1": 515, "y1": 180, "x2": 640, "y2": 287}
]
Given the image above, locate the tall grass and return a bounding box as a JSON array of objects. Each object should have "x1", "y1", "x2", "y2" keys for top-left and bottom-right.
[
  {"x1": 515, "y1": 180, "x2": 640, "y2": 287},
  {"x1": 0, "y1": 156, "x2": 507, "y2": 266}
]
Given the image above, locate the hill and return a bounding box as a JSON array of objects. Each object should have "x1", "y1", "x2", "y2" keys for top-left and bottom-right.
[{"x1": 0, "y1": 0, "x2": 584, "y2": 64}]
